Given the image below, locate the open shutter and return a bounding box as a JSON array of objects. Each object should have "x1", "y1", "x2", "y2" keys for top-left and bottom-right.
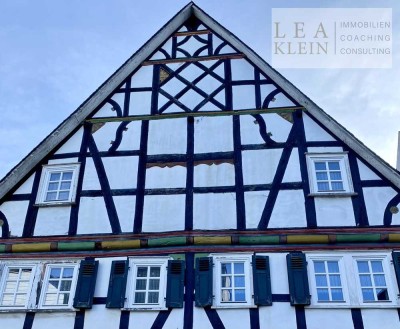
[
  {"x1": 73, "y1": 258, "x2": 99, "y2": 309},
  {"x1": 195, "y1": 257, "x2": 213, "y2": 307},
  {"x1": 166, "y1": 260, "x2": 185, "y2": 308},
  {"x1": 286, "y1": 252, "x2": 310, "y2": 306},
  {"x1": 392, "y1": 252, "x2": 400, "y2": 289},
  {"x1": 106, "y1": 260, "x2": 129, "y2": 308},
  {"x1": 252, "y1": 255, "x2": 272, "y2": 306}
]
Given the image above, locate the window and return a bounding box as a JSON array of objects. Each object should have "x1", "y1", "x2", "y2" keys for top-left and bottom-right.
[
  {"x1": 307, "y1": 253, "x2": 398, "y2": 308},
  {"x1": 39, "y1": 264, "x2": 78, "y2": 309},
  {"x1": 213, "y1": 254, "x2": 253, "y2": 308},
  {"x1": 0, "y1": 261, "x2": 79, "y2": 310},
  {"x1": 0, "y1": 265, "x2": 35, "y2": 308},
  {"x1": 306, "y1": 153, "x2": 354, "y2": 195},
  {"x1": 36, "y1": 163, "x2": 80, "y2": 205},
  {"x1": 126, "y1": 257, "x2": 169, "y2": 310}
]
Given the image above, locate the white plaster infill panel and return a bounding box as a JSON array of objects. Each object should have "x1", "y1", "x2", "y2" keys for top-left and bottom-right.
[
  {"x1": 54, "y1": 127, "x2": 83, "y2": 155},
  {"x1": 302, "y1": 113, "x2": 336, "y2": 142},
  {"x1": 245, "y1": 191, "x2": 269, "y2": 229},
  {"x1": 77, "y1": 197, "x2": 112, "y2": 234},
  {"x1": 315, "y1": 197, "x2": 355, "y2": 227},
  {"x1": 306, "y1": 309, "x2": 354, "y2": 329},
  {"x1": 0, "y1": 200, "x2": 29, "y2": 237},
  {"x1": 268, "y1": 190, "x2": 307, "y2": 228},
  {"x1": 258, "y1": 303, "x2": 297, "y2": 329},
  {"x1": 34, "y1": 206, "x2": 71, "y2": 236},
  {"x1": 216, "y1": 308, "x2": 250, "y2": 329},
  {"x1": 32, "y1": 312, "x2": 76, "y2": 329},
  {"x1": 363, "y1": 187, "x2": 397, "y2": 226},
  {"x1": 83, "y1": 305, "x2": 121, "y2": 329}
]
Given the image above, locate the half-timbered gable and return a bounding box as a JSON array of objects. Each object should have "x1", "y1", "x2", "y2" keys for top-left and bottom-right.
[{"x1": 0, "y1": 3, "x2": 400, "y2": 329}]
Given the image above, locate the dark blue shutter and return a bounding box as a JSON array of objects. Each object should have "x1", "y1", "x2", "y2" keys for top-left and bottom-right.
[
  {"x1": 195, "y1": 257, "x2": 213, "y2": 307},
  {"x1": 73, "y1": 258, "x2": 99, "y2": 309},
  {"x1": 166, "y1": 260, "x2": 185, "y2": 308},
  {"x1": 106, "y1": 260, "x2": 129, "y2": 308},
  {"x1": 392, "y1": 252, "x2": 400, "y2": 289},
  {"x1": 286, "y1": 252, "x2": 310, "y2": 306},
  {"x1": 252, "y1": 255, "x2": 272, "y2": 306}
]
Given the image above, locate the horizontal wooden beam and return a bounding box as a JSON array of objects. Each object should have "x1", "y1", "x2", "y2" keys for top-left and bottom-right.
[
  {"x1": 87, "y1": 106, "x2": 305, "y2": 124},
  {"x1": 0, "y1": 231, "x2": 396, "y2": 254},
  {"x1": 143, "y1": 53, "x2": 245, "y2": 66},
  {"x1": 174, "y1": 30, "x2": 211, "y2": 36}
]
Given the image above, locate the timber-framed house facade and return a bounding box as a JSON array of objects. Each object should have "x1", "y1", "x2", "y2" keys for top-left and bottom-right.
[{"x1": 0, "y1": 3, "x2": 400, "y2": 329}]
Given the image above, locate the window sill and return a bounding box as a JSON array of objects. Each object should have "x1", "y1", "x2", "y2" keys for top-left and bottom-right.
[
  {"x1": 308, "y1": 192, "x2": 358, "y2": 198},
  {"x1": 0, "y1": 308, "x2": 77, "y2": 313},
  {"x1": 211, "y1": 304, "x2": 257, "y2": 309},
  {"x1": 34, "y1": 201, "x2": 76, "y2": 207},
  {"x1": 122, "y1": 306, "x2": 168, "y2": 311},
  {"x1": 307, "y1": 302, "x2": 399, "y2": 309}
]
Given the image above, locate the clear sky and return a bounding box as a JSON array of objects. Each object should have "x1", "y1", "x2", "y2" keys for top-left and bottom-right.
[{"x1": 0, "y1": 0, "x2": 399, "y2": 178}]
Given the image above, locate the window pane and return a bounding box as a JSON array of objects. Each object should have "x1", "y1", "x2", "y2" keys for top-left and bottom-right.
[
  {"x1": 376, "y1": 288, "x2": 389, "y2": 301},
  {"x1": 315, "y1": 162, "x2": 326, "y2": 170},
  {"x1": 1, "y1": 294, "x2": 14, "y2": 305},
  {"x1": 314, "y1": 261, "x2": 325, "y2": 273},
  {"x1": 221, "y1": 263, "x2": 231, "y2": 274},
  {"x1": 50, "y1": 268, "x2": 61, "y2": 279},
  {"x1": 137, "y1": 267, "x2": 147, "y2": 277},
  {"x1": 50, "y1": 173, "x2": 61, "y2": 181},
  {"x1": 150, "y1": 267, "x2": 160, "y2": 277},
  {"x1": 7, "y1": 268, "x2": 19, "y2": 280},
  {"x1": 331, "y1": 288, "x2": 344, "y2": 301},
  {"x1": 149, "y1": 279, "x2": 159, "y2": 290},
  {"x1": 371, "y1": 261, "x2": 383, "y2": 273},
  {"x1": 331, "y1": 182, "x2": 344, "y2": 190},
  {"x1": 58, "y1": 191, "x2": 70, "y2": 201},
  {"x1": 315, "y1": 275, "x2": 327, "y2": 287},
  {"x1": 317, "y1": 182, "x2": 330, "y2": 191},
  {"x1": 359, "y1": 275, "x2": 372, "y2": 287},
  {"x1": 373, "y1": 274, "x2": 386, "y2": 287},
  {"x1": 62, "y1": 268, "x2": 74, "y2": 278},
  {"x1": 58, "y1": 293, "x2": 70, "y2": 305},
  {"x1": 317, "y1": 288, "x2": 329, "y2": 301},
  {"x1": 62, "y1": 172, "x2": 73, "y2": 180},
  {"x1": 15, "y1": 294, "x2": 27, "y2": 306},
  {"x1": 134, "y1": 292, "x2": 145, "y2": 303},
  {"x1": 47, "y1": 280, "x2": 59, "y2": 293},
  {"x1": 60, "y1": 182, "x2": 71, "y2": 190},
  {"x1": 47, "y1": 182, "x2": 59, "y2": 191},
  {"x1": 235, "y1": 289, "x2": 246, "y2": 302},
  {"x1": 222, "y1": 276, "x2": 231, "y2": 288},
  {"x1": 45, "y1": 192, "x2": 57, "y2": 201},
  {"x1": 234, "y1": 276, "x2": 245, "y2": 288},
  {"x1": 135, "y1": 279, "x2": 146, "y2": 290},
  {"x1": 60, "y1": 280, "x2": 72, "y2": 292},
  {"x1": 148, "y1": 292, "x2": 159, "y2": 303},
  {"x1": 357, "y1": 261, "x2": 369, "y2": 273},
  {"x1": 362, "y1": 288, "x2": 375, "y2": 301},
  {"x1": 221, "y1": 289, "x2": 232, "y2": 302},
  {"x1": 4, "y1": 281, "x2": 17, "y2": 293},
  {"x1": 20, "y1": 269, "x2": 32, "y2": 280},
  {"x1": 316, "y1": 172, "x2": 328, "y2": 180},
  {"x1": 234, "y1": 263, "x2": 244, "y2": 274},
  {"x1": 329, "y1": 171, "x2": 342, "y2": 180},
  {"x1": 328, "y1": 162, "x2": 340, "y2": 170},
  {"x1": 329, "y1": 275, "x2": 341, "y2": 287},
  {"x1": 327, "y1": 261, "x2": 339, "y2": 273}
]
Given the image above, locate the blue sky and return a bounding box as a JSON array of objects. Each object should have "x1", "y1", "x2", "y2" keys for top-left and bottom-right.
[{"x1": 0, "y1": 0, "x2": 399, "y2": 178}]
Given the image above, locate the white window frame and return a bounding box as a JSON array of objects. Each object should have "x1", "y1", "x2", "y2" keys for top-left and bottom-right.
[
  {"x1": 308, "y1": 255, "x2": 350, "y2": 306},
  {"x1": 36, "y1": 163, "x2": 80, "y2": 206},
  {"x1": 306, "y1": 252, "x2": 399, "y2": 308},
  {"x1": 38, "y1": 263, "x2": 79, "y2": 309},
  {"x1": 0, "y1": 264, "x2": 37, "y2": 309},
  {"x1": 125, "y1": 257, "x2": 170, "y2": 310},
  {"x1": 0, "y1": 260, "x2": 80, "y2": 311},
  {"x1": 211, "y1": 253, "x2": 254, "y2": 309},
  {"x1": 306, "y1": 153, "x2": 354, "y2": 196}
]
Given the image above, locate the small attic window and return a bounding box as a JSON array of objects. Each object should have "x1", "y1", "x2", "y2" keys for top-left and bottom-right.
[
  {"x1": 36, "y1": 163, "x2": 80, "y2": 206},
  {"x1": 306, "y1": 153, "x2": 354, "y2": 196}
]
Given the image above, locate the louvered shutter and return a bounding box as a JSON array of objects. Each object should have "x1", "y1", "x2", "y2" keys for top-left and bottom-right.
[
  {"x1": 286, "y1": 252, "x2": 310, "y2": 306},
  {"x1": 73, "y1": 258, "x2": 99, "y2": 308},
  {"x1": 195, "y1": 257, "x2": 213, "y2": 307},
  {"x1": 252, "y1": 255, "x2": 272, "y2": 306},
  {"x1": 106, "y1": 260, "x2": 129, "y2": 308},
  {"x1": 165, "y1": 260, "x2": 185, "y2": 308},
  {"x1": 392, "y1": 252, "x2": 400, "y2": 290}
]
